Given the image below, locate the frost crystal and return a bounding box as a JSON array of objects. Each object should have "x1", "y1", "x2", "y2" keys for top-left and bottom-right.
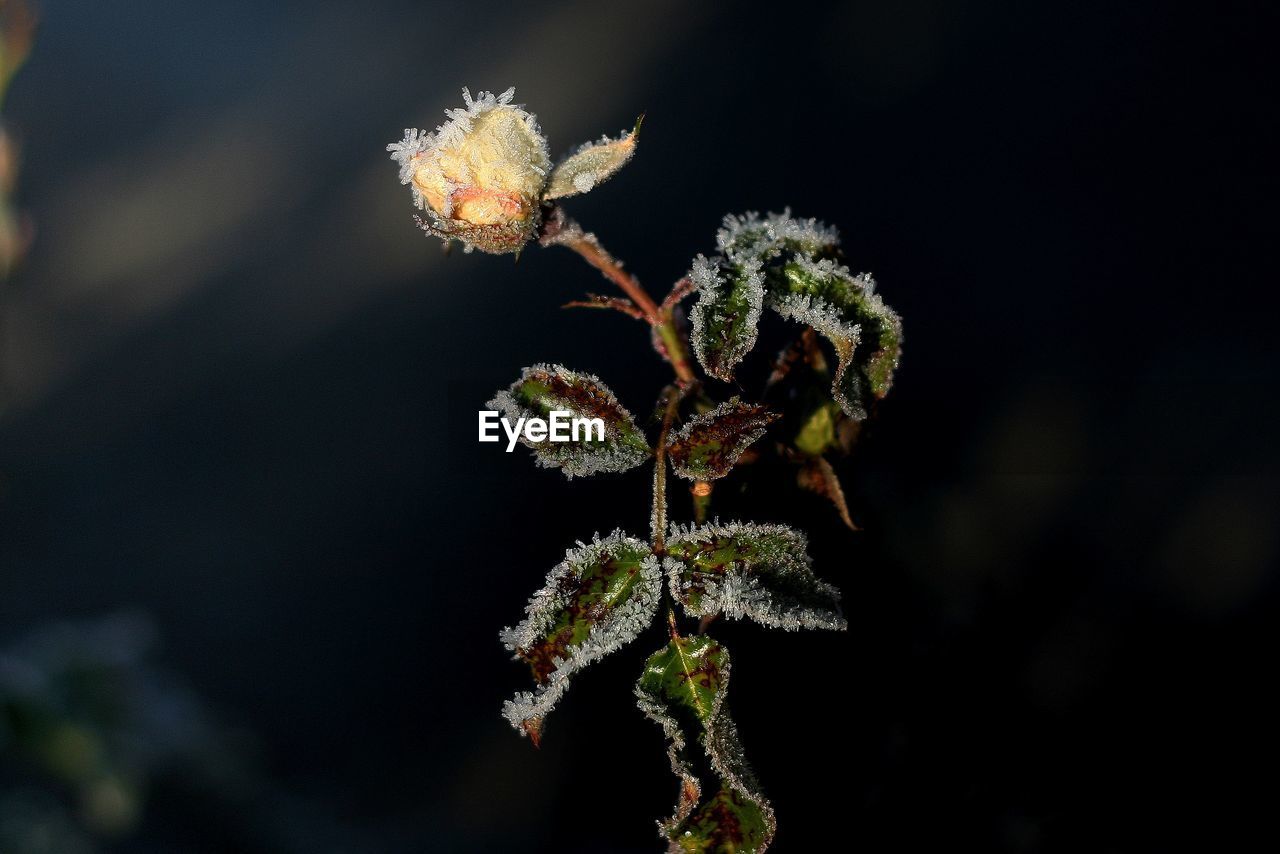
[
  {"x1": 386, "y1": 128, "x2": 431, "y2": 183},
  {"x1": 500, "y1": 531, "x2": 661, "y2": 738},
  {"x1": 716, "y1": 209, "x2": 839, "y2": 263},
  {"x1": 665, "y1": 521, "x2": 847, "y2": 631}
]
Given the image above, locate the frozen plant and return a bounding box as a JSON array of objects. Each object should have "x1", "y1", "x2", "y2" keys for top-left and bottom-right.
[{"x1": 388, "y1": 88, "x2": 904, "y2": 852}]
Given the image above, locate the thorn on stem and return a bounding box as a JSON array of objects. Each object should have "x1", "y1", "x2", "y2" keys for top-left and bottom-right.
[{"x1": 660, "y1": 276, "x2": 696, "y2": 314}]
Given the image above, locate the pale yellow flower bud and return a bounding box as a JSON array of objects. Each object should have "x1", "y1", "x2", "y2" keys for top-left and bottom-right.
[{"x1": 388, "y1": 87, "x2": 551, "y2": 254}]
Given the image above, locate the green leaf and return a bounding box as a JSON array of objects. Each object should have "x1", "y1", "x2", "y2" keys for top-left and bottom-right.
[
  {"x1": 665, "y1": 523, "x2": 846, "y2": 631},
  {"x1": 487, "y1": 364, "x2": 651, "y2": 478},
  {"x1": 767, "y1": 256, "x2": 902, "y2": 420},
  {"x1": 689, "y1": 210, "x2": 902, "y2": 417},
  {"x1": 635, "y1": 633, "x2": 776, "y2": 852},
  {"x1": 792, "y1": 400, "x2": 840, "y2": 457},
  {"x1": 543, "y1": 118, "x2": 640, "y2": 200},
  {"x1": 688, "y1": 255, "x2": 766, "y2": 382},
  {"x1": 666, "y1": 398, "x2": 778, "y2": 481},
  {"x1": 501, "y1": 532, "x2": 661, "y2": 743},
  {"x1": 688, "y1": 211, "x2": 842, "y2": 382}
]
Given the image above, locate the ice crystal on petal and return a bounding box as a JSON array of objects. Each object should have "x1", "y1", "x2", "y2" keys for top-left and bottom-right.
[
  {"x1": 386, "y1": 128, "x2": 432, "y2": 183},
  {"x1": 665, "y1": 521, "x2": 847, "y2": 631},
  {"x1": 386, "y1": 87, "x2": 550, "y2": 253},
  {"x1": 501, "y1": 531, "x2": 661, "y2": 738}
]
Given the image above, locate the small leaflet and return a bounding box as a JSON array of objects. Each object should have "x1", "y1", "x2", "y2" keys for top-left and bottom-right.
[
  {"x1": 500, "y1": 531, "x2": 661, "y2": 743},
  {"x1": 664, "y1": 522, "x2": 847, "y2": 632},
  {"x1": 768, "y1": 256, "x2": 903, "y2": 420},
  {"x1": 543, "y1": 121, "x2": 640, "y2": 200},
  {"x1": 487, "y1": 364, "x2": 652, "y2": 479},
  {"x1": 687, "y1": 255, "x2": 766, "y2": 382},
  {"x1": 797, "y1": 455, "x2": 857, "y2": 531},
  {"x1": 666, "y1": 398, "x2": 779, "y2": 481}
]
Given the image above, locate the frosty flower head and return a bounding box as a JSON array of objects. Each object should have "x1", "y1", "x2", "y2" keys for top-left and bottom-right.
[
  {"x1": 388, "y1": 86, "x2": 641, "y2": 254},
  {"x1": 387, "y1": 87, "x2": 550, "y2": 254}
]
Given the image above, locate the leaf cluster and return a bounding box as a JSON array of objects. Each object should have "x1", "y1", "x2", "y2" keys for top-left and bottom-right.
[{"x1": 489, "y1": 212, "x2": 902, "y2": 850}]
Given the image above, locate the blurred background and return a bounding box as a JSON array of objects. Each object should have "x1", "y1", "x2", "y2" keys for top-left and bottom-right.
[{"x1": 1, "y1": 0, "x2": 1276, "y2": 851}]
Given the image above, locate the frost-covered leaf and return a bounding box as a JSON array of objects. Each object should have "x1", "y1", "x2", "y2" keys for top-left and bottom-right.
[
  {"x1": 543, "y1": 117, "x2": 641, "y2": 200},
  {"x1": 687, "y1": 255, "x2": 765, "y2": 382},
  {"x1": 716, "y1": 209, "x2": 839, "y2": 265},
  {"x1": 768, "y1": 256, "x2": 903, "y2": 419},
  {"x1": 687, "y1": 210, "x2": 839, "y2": 382},
  {"x1": 689, "y1": 209, "x2": 902, "y2": 415},
  {"x1": 666, "y1": 398, "x2": 778, "y2": 481},
  {"x1": 501, "y1": 532, "x2": 660, "y2": 743},
  {"x1": 635, "y1": 634, "x2": 776, "y2": 852},
  {"x1": 665, "y1": 522, "x2": 846, "y2": 631},
  {"x1": 487, "y1": 364, "x2": 651, "y2": 478}
]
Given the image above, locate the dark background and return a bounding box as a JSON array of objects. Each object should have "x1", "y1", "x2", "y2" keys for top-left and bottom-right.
[{"x1": 1, "y1": 0, "x2": 1276, "y2": 851}]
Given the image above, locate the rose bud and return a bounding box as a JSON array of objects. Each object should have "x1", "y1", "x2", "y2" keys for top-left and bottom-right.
[{"x1": 388, "y1": 87, "x2": 551, "y2": 254}]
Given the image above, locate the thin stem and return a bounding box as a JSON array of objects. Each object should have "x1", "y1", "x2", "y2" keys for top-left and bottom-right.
[
  {"x1": 562, "y1": 293, "x2": 648, "y2": 322},
  {"x1": 541, "y1": 207, "x2": 697, "y2": 386},
  {"x1": 651, "y1": 386, "x2": 681, "y2": 553},
  {"x1": 653, "y1": 319, "x2": 697, "y2": 388},
  {"x1": 558, "y1": 228, "x2": 662, "y2": 320}
]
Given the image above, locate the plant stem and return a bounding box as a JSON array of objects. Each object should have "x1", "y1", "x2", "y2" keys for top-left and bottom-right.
[
  {"x1": 558, "y1": 227, "x2": 661, "y2": 319},
  {"x1": 651, "y1": 387, "x2": 681, "y2": 553},
  {"x1": 541, "y1": 208, "x2": 697, "y2": 386}
]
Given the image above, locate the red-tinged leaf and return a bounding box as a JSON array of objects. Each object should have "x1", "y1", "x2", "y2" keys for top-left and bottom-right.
[
  {"x1": 666, "y1": 399, "x2": 778, "y2": 481},
  {"x1": 635, "y1": 634, "x2": 776, "y2": 852},
  {"x1": 500, "y1": 532, "x2": 661, "y2": 740},
  {"x1": 487, "y1": 364, "x2": 651, "y2": 478}
]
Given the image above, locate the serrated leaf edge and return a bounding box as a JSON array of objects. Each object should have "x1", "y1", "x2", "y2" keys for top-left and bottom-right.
[
  {"x1": 665, "y1": 397, "x2": 778, "y2": 481},
  {"x1": 635, "y1": 637, "x2": 777, "y2": 852},
  {"x1": 500, "y1": 530, "x2": 661, "y2": 736},
  {"x1": 664, "y1": 521, "x2": 848, "y2": 632}
]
